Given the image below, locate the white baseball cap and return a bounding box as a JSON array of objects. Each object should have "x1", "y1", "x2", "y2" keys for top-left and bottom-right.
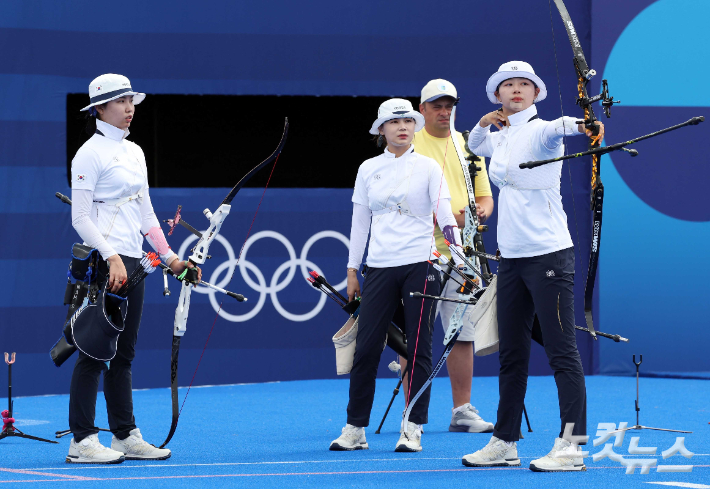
[
  {"x1": 485, "y1": 61, "x2": 546, "y2": 104},
  {"x1": 80, "y1": 73, "x2": 146, "y2": 111},
  {"x1": 369, "y1": 98, "x2": 425, "y2": 135},
  {"x1": 421, "y1": 79, "x2": 458, "y2": 103}
]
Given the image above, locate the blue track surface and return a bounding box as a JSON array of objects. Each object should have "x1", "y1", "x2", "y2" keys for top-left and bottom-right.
[{"x1": 0, "y1": 376, "x2": 707, "y2": 488}]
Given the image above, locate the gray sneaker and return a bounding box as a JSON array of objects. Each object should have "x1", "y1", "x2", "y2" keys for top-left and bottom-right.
[{"x1": 449, "y1": 403, "x2": 494, "y2": 433}]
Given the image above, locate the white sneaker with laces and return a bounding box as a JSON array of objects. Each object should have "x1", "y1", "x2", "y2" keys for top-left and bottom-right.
[
  {"x1": 111, "y1": 428, "x2": 171, "y2": 460},
  {"x1": 329, "y1": 424, "x2": 368, "y2": 451},
  {"x1": 395, "y1": 421, "x2": 422, "y2": 452},
  {"x1": 529, "y1": 437, "x2": 586, "y2": 472},
  {"x1": 462, "y1": 435, "x2": 520, "y2": 467},
  {"x1": 449, "y1": 403, "x2": 494, "y2": 433},
  {"x1": 66, "y1": 434, "x2": 125, "y2": 464}
]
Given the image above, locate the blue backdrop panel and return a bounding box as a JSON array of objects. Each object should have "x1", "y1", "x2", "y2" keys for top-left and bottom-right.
[
  {"x1": 594, "y1": 0, "x2": 710, "y2": 376},
  {"x1": 6, "y1": 0, "x2": 704, "y2": 398}
]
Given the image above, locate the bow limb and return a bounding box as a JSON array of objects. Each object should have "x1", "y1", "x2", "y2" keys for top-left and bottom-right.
[
  {"x1": 159, "y1": 332, "x2": 183, "y2": 448},
  {"x1": 403, "y1": 276, "x2": 476, "y2": 430},
  {"x1": 222, "y1": 119, "x2": 289, "y2": 205}
]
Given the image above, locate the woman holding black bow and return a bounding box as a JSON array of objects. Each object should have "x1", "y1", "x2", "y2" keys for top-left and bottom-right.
[{"x1": 67, "y1": 73, "x2": 200, "y2": 464}]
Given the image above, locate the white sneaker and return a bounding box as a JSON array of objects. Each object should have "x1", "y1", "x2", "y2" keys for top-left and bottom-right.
[
  {"x1": 111, "y1": 429, "x2": 171, "y2": 460},
  {"x1": 395, "y1": 421, "x2": 422, "y2": 452},
  {"x1": 66, "y1": 434, "x2": 125, "y2": 464},
  {"x1": 462, "y1": 435, "x2": 521, "y2": 467},
  {"x1": 329, "y1": 424, "x2": 368, "y2": 451},
  {"x1": 449, "y1": 404, "x2": 494, "y2": 433},
  {"x1": 401, "y1": 410, "x2": 424, "y2": 433},
  {"x1": 529, "y1": 437, "x2": 586, "y2": 472}
]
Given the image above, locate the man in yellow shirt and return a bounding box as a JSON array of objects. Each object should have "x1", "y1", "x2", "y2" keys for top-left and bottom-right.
[{"x1": 406, "y1": 79, "x2": 495, "y2": 433}]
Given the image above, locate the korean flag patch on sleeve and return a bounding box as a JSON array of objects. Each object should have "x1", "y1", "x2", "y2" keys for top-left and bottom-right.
[{"x1": 77, "y1": 174, "x2": 86, "y2": 182}]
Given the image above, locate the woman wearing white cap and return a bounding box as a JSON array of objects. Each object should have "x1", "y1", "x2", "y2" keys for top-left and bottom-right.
[
  {"x1": 329, "y1": 98, "x2": 464, "y2": 453},
  {"x1": 67, "y1": 74, "x2": 200, "y2": 464},
  {"x1": 461, "y1": 61, "x2": 603, "y2": 472}
]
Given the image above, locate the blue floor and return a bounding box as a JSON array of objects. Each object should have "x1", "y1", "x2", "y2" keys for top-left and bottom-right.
[{"x1": 0, "y1": 375, "x2": 708, "y2": 488}]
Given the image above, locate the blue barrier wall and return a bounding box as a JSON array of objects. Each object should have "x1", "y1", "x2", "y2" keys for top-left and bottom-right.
[
  {"x1": 593, "y1": 0, "x2": 710, "y2": 377},
  {"x1": 0, "y1": 0, "x2": 704, "y2": 397}
]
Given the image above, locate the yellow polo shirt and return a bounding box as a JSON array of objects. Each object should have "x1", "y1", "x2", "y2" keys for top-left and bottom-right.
[{"x1": 413, "y1": 128, "x2": 492, "y2": 258}]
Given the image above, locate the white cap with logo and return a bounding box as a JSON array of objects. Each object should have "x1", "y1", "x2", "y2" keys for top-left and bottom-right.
[
  {"x1": 81, "y1": 73, "x2": 146, "y2": 111},
  {"x1": 486, "y1": 61, "x2": 546, "y2": 104},
  {"x1": 421, "y1": 79, "x2": 458, "y2": 103},
  {"x1": 369, "y1": 98, "x2": 425, "y2": 135}
]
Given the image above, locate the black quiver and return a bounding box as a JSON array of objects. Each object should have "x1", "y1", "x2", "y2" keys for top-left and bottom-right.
[{"x1": 50, "y1": 244, "x2": 101, "y2": 367}]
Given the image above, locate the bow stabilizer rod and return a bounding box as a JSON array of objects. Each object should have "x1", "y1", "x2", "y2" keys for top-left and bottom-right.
[
  {"x1": 519, "y1": 116, "x2": 705, "y2": 169},
  {"x1": 410, "y1": 291, "x2": 477, "y2": 306}
]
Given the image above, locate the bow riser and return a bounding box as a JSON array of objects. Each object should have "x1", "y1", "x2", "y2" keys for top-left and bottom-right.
[
  {"x1": 450, "y1": 106, "x2": 481, "y2": 232},
  {"x1": 173, "y1": 203, "x2": 232, "y2": 337},
  {"x1": 190, "y1": 204, "x2": 232, "y2": 264},
  {"x1": 443, "y1": 298, "x2": 470, "y2": 345},
  {"x1": 174, "y1": 282, "x2": 192, "y2": 337},
  {"x1": 450, "y1": 105, "x2": 486, "y2": 283}
]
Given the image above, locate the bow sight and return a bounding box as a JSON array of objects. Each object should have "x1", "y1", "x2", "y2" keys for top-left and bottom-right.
[{"x1": 582, "y1": 79, "x2": 620, "y2": 119}]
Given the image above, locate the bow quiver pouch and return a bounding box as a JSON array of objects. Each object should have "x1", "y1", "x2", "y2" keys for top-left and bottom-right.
[
  {"x1": 468, "y1": 275, "x2": 499, "y2": 356},
  {"x1": 50, "y1": 244, "x2": 101, "y2": 367},
  {"x1": 69, "y1": 284, "x2": 128, "y2": 362},
  {"x1": 69, "y1": 243, "x2": 100, "y2": 282},
  {"x1": 333, "y1": 315, "x2": 358, "y2": 375}
]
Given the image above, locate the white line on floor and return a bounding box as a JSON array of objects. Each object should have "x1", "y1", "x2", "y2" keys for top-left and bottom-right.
[
  {"x1": 27, "y1": 458, "x2": 473, "y2": 471},
  {"x1": 27, "y1": 456, "x2": 710, "y2": 471},
  {"x1": 645, "y1": 483, "x2": 710, "y2": 489}
]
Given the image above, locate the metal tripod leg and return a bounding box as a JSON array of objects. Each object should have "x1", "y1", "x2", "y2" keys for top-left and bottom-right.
[
  {"x1": 523, "y1": 403, "x2": 532, "y2": 432},
  {"x1": 0, "y1": 429, "x2": 58, "y2": 444},
  {"x1": 519, "y1": 403, "x2": 533, "y2": 439},
  {"x1": 375, "y1": 378, "x2": 402, "y2": 434},
  {"x1": 1, "y1": 353, "x2": 58, "y2": 444},
  {"x1": 610, "y1": 355, "x2": 691, "y2": 435}
]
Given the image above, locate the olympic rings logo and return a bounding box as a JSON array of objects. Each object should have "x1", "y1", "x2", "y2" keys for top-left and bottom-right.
[{"x1": 177, "y1": 230, "x2": 349, "y2": 323}]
